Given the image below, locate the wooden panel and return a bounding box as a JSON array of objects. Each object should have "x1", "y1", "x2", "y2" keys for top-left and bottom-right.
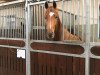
[
  {"x1": 0, "y1": 40, "x2": 25, "y2": 47},
  {"x1": 31, "y1": 42, "x2": 84, "y2": 54},
  {"x1": 91, "y1": 46, "x2": 100, "y2": 56},
  {"x1": 31, "y1": 52, "x2": 85, "y2": 75},
  {"x1": 95, "y1": 59, "x2": 100, "y2": 75},
  {"x1": 0, "y1": 47, "x2": 26, "y2": 75}
]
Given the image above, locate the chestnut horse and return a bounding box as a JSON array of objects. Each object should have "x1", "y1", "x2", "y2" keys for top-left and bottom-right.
[{"x1": 45, "y1": 1, "x2": 81, "y2": 41}]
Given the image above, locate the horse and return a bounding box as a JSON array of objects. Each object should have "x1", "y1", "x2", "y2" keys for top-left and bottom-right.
[{"x1": 44, "y1": 1, "x2": 81, "y2": 41}]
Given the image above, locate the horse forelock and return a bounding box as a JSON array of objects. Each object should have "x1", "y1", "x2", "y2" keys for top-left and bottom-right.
[{"x1": 45, "y1": 6, "x2": 58, "y2": 17}]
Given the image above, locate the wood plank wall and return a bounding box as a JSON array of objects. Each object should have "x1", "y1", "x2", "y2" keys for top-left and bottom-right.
[{"x1": 0, "y1": 40, "x2": 100, "y2": 75}]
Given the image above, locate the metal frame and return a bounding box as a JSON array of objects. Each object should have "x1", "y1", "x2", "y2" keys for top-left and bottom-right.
[
  {"x1": 0, "y1": 0, "x2": 99, "y2": 75},
  {"x1": 27, "y1": 0, "x2": 100, "y2": 75}
]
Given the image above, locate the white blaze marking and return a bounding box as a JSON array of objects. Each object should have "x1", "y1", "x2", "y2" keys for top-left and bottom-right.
[
  {"x1": 49, "y1": 12, "x2": 54, "y2": 17},
  {"x1": 49, "y1": 12, "x2": 54, "y2": 29}
]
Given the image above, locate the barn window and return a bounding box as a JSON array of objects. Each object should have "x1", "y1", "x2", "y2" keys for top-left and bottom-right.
[{"x1": 6, "y1": 15, "x2": 16, "y2": 29}]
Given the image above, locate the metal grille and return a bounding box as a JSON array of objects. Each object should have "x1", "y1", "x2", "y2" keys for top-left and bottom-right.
[
  {"x1": 30, "y1": 4, "x2": 46, "y2": 40},
  {"x1": 0, "y1": 3, "x2": 25, "y2": 39},
  {"x1": 29, "y1": 0, "x2": 100, "y2": 43}
]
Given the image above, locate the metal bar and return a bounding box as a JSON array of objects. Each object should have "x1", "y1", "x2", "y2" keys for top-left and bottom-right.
[
  {"x1": 36, "y1": 5, "x2": 39, "y2": 40},
  {"x1": 2, "y1": 9, "x2": 4, "y2": 37},
  {"x1": 20, "y1": 4, "x2": 22, "y2": 38},
  {"x1": 69, "y1": 1, "x2": 72, "y2": 35},
  {"x1": 25, "y1": 1, "x2": 31, "y2": 75},
  {"x1": 31, "y1": 49, "x2": 85, "y2": 58},
  {"x1": 90, "y1": 53, "x2": 100, "y2": 59},
  {"x1": 11, "y1": 7, "x2": 13, "y2": 38},
  {"x1": 97, "y1": 0, "x2": 100, "y2": 38},
  {"x1": 33, "y1": 6, "x2": 35, "y2": 40},
  {"x1": 41, "y1": 5, "x2": 44, "y2": 40},
  {"x1": 29, "y1": 1, "x2": 46, "y2": 6},
  {"x1": 38, "y1": 5, "x2": 40, "y2": 40},
  {"x1": 77, "y1": 0, "x2": 80, "y2": 36},
  {"x1": 0, "y1": 37, "x2": 25, "y2": 41},
  {"x1": 62, "y1": 0, "x2": 64, "y2": 40},
  {"x1": 21, "y1": 4, "x2": 24, "y2": 39},
  {"x1": 0, "y1": 0, "x2": 24, "y2": 7},
  {"x1": 66, "y1": 1, "x2": 68, "y2": 33},
  {"x1": 92, "y1": 0, "x2": 95, "y2": 42},
  {"x1": 73, "y1": 0, "x2": 76, "y2": 35},
  {"x1": 31, "y1": 40, "x2": 84, "y2": 46},
  {"x1": 0, "y1": 45, "x2": 25, "y2": 49},
  {"x1": 85, "y1": 0, "x2": 90, "y2": 75},
  {"x1": 4, "y1": 8, "x2": 7, "y2": 38},
  {"x1": 13, "y1": 6, "x2": 15, "y2": 38},
  {"x1": 82, "y1": 0, "x2": 85, "y2": 41}
]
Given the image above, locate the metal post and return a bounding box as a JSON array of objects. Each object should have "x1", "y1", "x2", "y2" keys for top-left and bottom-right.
[
  {"x1": 25, "y1": 0, "x2": 31, "y2": 75},
  {"x1": 97, "y1": 0, "x2": 99, "y2": 38},
  {"x1": 85, "y1": 0, "x2": 90, "y2": 75},
  {"x1": 62, "y1": 0, "x2": 64, "y2": 40},
  {"x1": 82, "y1": 0, "x2": 84, "y2": 41}
]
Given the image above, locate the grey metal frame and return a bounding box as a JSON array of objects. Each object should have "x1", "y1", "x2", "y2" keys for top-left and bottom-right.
[
  {"x1": 27, "y1": 0, "x2": 100, "y2": 75},
  {"x1": 0, "y1": 0, "x2": 99, "y2": 75}
]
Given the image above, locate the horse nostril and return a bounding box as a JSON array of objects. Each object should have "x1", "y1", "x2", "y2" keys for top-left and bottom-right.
[{"x1": 48, "y1": 32, "x2": 54, "y2": 38}]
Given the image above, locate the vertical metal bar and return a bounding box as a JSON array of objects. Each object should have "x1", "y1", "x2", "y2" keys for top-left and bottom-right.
[
  {"x1": 92, "y1": 0, "x2": 95, "y2": 42},
  {"x1": 62, "y1": 0, "x2": 64, "y2": 40},
  {"x1": 23, "y1": 4, "x2": 25, "y2": 39},
  {"x1": 18, "y1": 7, "x2": 20, "y2": 38},
  {"x1": 15, "y1": 6, "x2": 17, "y2": 38},
  {"x1": 1, "y1": 9, "x2": 3, "y2": 37},
  {"x1": 85, "y1": 0, "x2": 90, "y2": 75},
  {"x1": 3, "y1": 8, "x2": 5, "y2": 38},
  {"x1": 25, "y1": 0, "x2": 31, "y2": 75},
  {"x1": 4, "y1": 7, "x2": 6, "y2": 38},
  {"x1": 19, "y1": 4, "x2": 23, "y2": 38},
  {"x1": 16, "y1": 6, "x2": 19, "y2": 38},
  {"x1": 19, "y1": 5, "x2": 22, "y2": 38},
  {"x1": 36, "y1": 5, "x2": 39, "y2": 40},
  {"x1": 21, "y1": 4, "x2": 24, "y2": 39},
  {"x1": 97, "y1": 0, "x2": 99, "y2": 38},
  {"x1": 69, "y1": 1, "x2": 72, "y2": 36},
  {"x1": 66, "y1": 1, "x2": 68, "y2": 31},
  {"x1": 0, "y1": 9, "x2": 1, "y2": 37},
  {"x1": 12, "y1": 6, "x2": 14, "y2": 38},
  {"x1": 43, "y1": 6, "x2": 45, "y2": 40},
  {"x1": 10, "y1": 7, "x2": 12, "y2": 38},
  {"x1": 13, "y1": 6, "x2": 15, "y2": 38},
  {"x1": 77, "y1": 0, "x2": 80, "y2": 36},
  {"x1": 73, "y1": 0, "x2": 76, "y2": 35},
  {"x1": 38, "y1": 5, "x2": 40, "y2": 40},
  {"x1": 33, "y1": 6, "x2": 35, "y2": 40},
  {"x1": 34, "y1": 5, "x2": 36, "y2": 40},
  {"x1": 30, "y1": 6, "x2": 32, "y2": 39},
  {"x1": 82, "y1": 0, "x2": 85, "y2": 41},
  {"x1": 41, "y1": 5, "x2": 43, "y2": 40}
]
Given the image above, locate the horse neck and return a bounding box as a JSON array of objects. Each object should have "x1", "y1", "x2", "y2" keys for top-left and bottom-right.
[{"x1": 54, "y1": 20, "x2": 63, "y2": 41}]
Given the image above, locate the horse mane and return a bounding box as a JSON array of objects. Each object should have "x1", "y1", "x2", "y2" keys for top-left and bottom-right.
[{"x1": 54, "y1": 17, "x2": 62, "y2": 41}]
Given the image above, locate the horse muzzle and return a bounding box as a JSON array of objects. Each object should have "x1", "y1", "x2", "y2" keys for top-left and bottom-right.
[{"x1": 47, "y1": 32, "x2": 55, "y2": 39}]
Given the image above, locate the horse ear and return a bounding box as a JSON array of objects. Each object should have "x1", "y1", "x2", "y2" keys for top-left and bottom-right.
[
  {"x1": 53, "y1": 1, "x2": 57, "y2": 8},
  {"x1": 45, "y1": 2, "x2": 48, "y2": 9}
]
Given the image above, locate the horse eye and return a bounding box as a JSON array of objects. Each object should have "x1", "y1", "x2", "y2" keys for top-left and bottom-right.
[{"x1": 55, "y1": 16, "x2": 59, "y2": 19}]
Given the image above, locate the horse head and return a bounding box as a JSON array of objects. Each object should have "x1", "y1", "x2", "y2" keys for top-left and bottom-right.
[{"x1": 45, "y1": 1, "x2": 61, "y2": 40}]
